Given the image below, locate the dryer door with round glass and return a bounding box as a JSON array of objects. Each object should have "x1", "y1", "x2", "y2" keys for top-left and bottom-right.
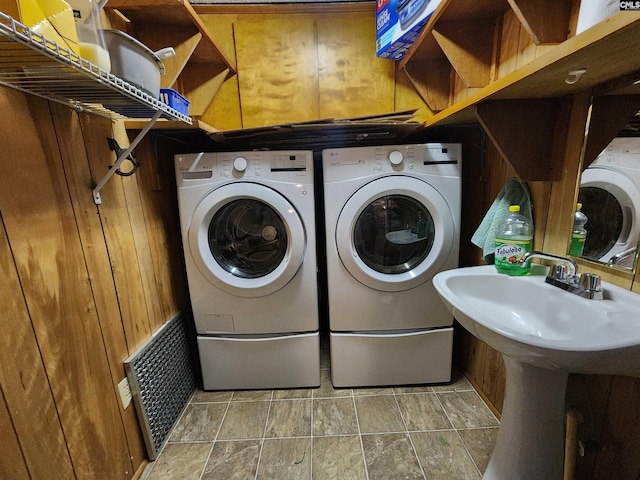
[
  {"x1": 579, "y1": 167, "x2": 640, "y2": 266},
  {"x1": 188, "y1": 182, "x2": 306, "y2": 297},
  {"x1": 336, "y1": 176, "x2": 454, "y2": 292}
]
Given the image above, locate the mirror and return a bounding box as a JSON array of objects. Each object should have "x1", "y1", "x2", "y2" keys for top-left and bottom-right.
[{"x1": 571, "y1": 93, "x2": 640, "y2": 272}]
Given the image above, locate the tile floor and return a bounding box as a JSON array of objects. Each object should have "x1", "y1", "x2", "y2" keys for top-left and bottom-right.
[{"x1": 141, "y1": 347, "x2": 499, "y2": 480}]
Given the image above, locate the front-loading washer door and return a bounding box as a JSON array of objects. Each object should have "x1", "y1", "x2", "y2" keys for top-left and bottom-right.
[
  {"x1": 189, "y1": 182, "x2": 306, "y2": 297},
  {"x1": 336, "y1": 176, "x2": 454, "y2": 292},
  {"x1": 579, "y1": 167, "x2": 640, "y2": 264}
]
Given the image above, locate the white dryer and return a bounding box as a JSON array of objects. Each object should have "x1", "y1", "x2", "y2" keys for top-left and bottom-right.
[
  {"x1": 175, "y1": 151, "x2": 320, "y2": 390},
  {"x1": 322, "y1": 143, "x2": 461, "y2": 387},
  {"x1": 579, "y1": 137, "x2": 640, "y2": 267}
]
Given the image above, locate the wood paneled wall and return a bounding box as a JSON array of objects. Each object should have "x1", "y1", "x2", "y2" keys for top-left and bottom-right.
[
  {"x1": 0, "y1": 88, "x2": 188, "y2": 479},
  {"x1": 2, "y1": 4, "x2": 640, "y2": 479},
  {"x1": 197, "y1": 5, "x2": 432, "y2": 129}
]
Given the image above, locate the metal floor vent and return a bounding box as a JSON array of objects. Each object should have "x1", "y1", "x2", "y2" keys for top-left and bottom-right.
[{"x1": 125, "y1": 312, "x2": 197, "y2": 460}]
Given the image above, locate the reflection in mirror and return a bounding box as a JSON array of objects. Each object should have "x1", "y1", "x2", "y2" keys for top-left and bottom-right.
[{"x1": 573, "y1": 112, "x2": 640, "y2": 271}]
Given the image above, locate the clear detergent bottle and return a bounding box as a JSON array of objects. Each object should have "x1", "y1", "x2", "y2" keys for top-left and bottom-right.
[
  {"x1": 569, "y1": 203, "x2": 588, "y2": 257},
  {"x1": 495, "y1": 205, "x2": 533, "y2": 276},
  {"x1": 67, "y1": 0, "x2": 111, "y2": 71}
]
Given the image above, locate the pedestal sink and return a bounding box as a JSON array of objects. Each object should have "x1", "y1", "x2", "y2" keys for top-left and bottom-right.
[{"x1": 432, "y1": 265, "x2": 640, "y2": 480}]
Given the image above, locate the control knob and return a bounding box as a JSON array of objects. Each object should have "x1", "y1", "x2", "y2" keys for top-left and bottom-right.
[
  {"x1": 389, "y1": 150, "x2": 403, "y2": 166},
  {"x1": 233, "y1": 156, "x2": 248, "y2": 172}
]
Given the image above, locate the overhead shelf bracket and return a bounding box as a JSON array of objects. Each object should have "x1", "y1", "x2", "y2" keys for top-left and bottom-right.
[
  {"x1": 475, "y1": 98, "x2": 570, "y2": 181},
  {"x1": 93, "y1": 110, "x2": 162, "y2": 205}
]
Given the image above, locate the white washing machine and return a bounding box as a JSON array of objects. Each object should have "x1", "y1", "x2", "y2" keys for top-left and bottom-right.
[
  {"x1": 175, "y1": 150, "x2": 320, "y2": 390},
  {"x1": 579, "y1": 137, "x2": 640, "y2": 267},
  {"x1": 322, "y1": 143, "x2": 461, "y2": 387}
]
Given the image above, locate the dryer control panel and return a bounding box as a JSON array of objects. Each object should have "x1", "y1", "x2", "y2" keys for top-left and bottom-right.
[{"x1": 323, "y1": 143, "x2": 462, "y2": 183}]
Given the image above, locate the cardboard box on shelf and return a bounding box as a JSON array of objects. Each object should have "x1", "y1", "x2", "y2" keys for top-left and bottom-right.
[{"x1": 376, "y1": 0, "x2": 440, "y2": 60}]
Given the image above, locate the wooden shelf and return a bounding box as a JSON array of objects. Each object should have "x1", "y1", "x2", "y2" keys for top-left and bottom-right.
[
  {"x1": 400, "y1": 0, "x2": 574, "y2": 67},
  {"x1": 582, "y1": 94, "x2": 640, "y2": 168},
  {"x1": 400, "y1": 0, "x2": 509, "y2": 64},
  {"x1": 400, "y1": 0, "x2": 640, "y2": 127},
  {"x1": 432, "y1": 19, "x2": 496, "y2": 88},
  {"x1": 422, "y1": 11, "x2": 640, "y2": 127},
  {"x1": 399, "y1": 0, "x2": 640, "y2": 181},
  {"x1": 507, "y1": 0, "x2": 573, "y2": 44},
  {"x1": 105, "y1": 0, "x2": 235, "y2": 118},
  {"x1": 123, "y1": 118, "x2": 218, "y2": 133},
  {"x1": 106, "y1": 0, "x2": 235, "y2": 68}
]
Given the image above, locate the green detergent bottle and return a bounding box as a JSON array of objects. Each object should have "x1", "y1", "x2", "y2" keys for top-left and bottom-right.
[{"x1": 495, "y1": 205, "x2": 533, "y2": 276}]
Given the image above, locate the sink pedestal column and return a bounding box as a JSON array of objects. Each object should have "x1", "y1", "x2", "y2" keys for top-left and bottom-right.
[{"x1": 483, "y1": 355, "x2": 569, "y2": 480}]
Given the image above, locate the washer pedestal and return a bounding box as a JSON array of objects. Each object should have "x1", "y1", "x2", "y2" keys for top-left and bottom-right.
[{"x1": 198, "y1": 332, "x2": 320, "y2": 390}]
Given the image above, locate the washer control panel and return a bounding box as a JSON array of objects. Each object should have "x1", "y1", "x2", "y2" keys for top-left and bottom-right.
[
  {"x1": 270, "y1": 153, "x2": 307, "y2": 172},
  {"x1": 175, "y1": 152, "x2": 216, "y2": 180},
  {"x1": 175, "y1": 151, "x2": 311, "y2": 183}
]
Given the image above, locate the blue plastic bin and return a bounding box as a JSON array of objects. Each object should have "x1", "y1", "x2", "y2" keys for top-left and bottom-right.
[{"x1": 159, "y1": 88, "x2": 190, "y2": 116}]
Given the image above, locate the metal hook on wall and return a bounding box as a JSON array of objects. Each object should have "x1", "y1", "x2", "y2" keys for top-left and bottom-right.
[
  {"x1": 93, "y1": 110, "x2": 162, "y2": 204},
  {"x1": 565, "y1": 69, "x2": 587, "y2": 85},
  {"x1": 107, "y1": 137, "x2": 140, "y2": 177}
]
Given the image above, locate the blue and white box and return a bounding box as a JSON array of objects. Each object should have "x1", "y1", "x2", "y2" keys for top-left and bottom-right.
[{"x1": 376, "y1": 0, "x2": 441, "y2": 60}]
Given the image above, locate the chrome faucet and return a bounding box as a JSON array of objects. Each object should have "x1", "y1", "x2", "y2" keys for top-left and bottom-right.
[
  {"x1": 519, "y1": 251, "x2": 603, "y2": 300},
  {"x1": 520, "y1": 251, "x2": 578, "y2": 276},
  {"x1": 607, "y1": 247, "x2": 637, "y2": 267}
]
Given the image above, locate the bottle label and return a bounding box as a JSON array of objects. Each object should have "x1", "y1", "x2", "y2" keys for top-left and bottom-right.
[
  {"x1": 495, "y1": 238, "x2": 531, "y2": 268},
  {"x1": 569, "y1": 234, "x2": 586, "y2": 257}
]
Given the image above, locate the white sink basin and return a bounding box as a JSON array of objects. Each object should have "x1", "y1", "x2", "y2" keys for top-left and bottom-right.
[
  {"x1": 433, "y1": 265, "x2": 640, "y2": 376},
  {"x1": 432, "y1": 265, "x2": 640, "y2": 480}
]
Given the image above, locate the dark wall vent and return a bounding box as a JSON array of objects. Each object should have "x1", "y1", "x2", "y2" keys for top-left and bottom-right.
[{"x1": 125, "y1": 312, "x2": 197, "y2": 460}]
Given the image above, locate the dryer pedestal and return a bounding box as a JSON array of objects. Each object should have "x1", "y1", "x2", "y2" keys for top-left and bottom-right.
[
  {"x1": 329, "y1": 328, "x2": 453, "y2": 387},
  {"x1": 198, "y1": 332, "x2": 320, "y2": 390}
]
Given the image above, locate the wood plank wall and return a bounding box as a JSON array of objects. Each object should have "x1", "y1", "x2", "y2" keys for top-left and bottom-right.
[
  {"x1": 0, "y1": 89, "x2": 188, "y2": 479},
  {"x1": 197, "y1": 5, "x2": 640, "y2": 479},
  {"x1": 196, "y1": 4, "x2": 432, "y2": 129},
  {"x1": 1, "y1": 3, "x2": 639, "y2": 479}
]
